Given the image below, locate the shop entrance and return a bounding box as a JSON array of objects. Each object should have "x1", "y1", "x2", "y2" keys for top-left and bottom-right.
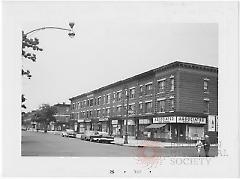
[{"x1": 171, "y1": 124, "x2": 186, "y2": 142}]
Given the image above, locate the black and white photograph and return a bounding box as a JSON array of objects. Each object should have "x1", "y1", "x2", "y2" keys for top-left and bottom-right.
[{"x1": 1, "y1": 1, "x2": 239, "y2": 177}]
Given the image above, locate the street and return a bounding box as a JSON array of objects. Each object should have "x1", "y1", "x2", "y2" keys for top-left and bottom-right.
[{"x1": 21, "y1": 131, "x2": 218, "y2": 157}]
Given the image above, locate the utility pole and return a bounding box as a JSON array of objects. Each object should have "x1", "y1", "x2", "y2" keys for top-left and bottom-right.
[{"x1": 124, "y1": 88, "x2": 129, "y2": 144}]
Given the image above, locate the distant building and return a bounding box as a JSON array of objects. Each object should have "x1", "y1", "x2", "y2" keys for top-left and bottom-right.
[
  {"x1": 69, "y1": 61, "x2": 218, "y2": 143},
  {"x1": 52, "y1": 103, "x2": 71, "y2": 131}
]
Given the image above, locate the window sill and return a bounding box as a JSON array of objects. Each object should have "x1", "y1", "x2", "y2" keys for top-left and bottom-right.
[
  {"x1": 157, "y1": 111, "x2": 165, "y2": 114},
  {"x1": 169, "y1": 110, "x2": 174, "y2": 113},
  {"x1": 204, "y1": 91, "x2": 209, "y2": 94}
]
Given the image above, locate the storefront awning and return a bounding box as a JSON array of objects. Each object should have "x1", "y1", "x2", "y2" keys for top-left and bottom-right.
[{"x1": 146, "y1": 124, "x2": 166, "y2": 129}]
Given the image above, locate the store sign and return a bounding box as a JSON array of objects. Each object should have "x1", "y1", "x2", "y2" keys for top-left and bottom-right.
[
  {"x1": 153, "y1": 116, "x2": 176, "y2": 123},
  {"x1": 139, "y1": 119, "x2": 150, "y2": 124},
  {"x1": 124, "y1": 119, "x2": 135, "y2": 125},
  {"x1": 177, "y1": 116, "x2": 206, "y2": 124},
  {"x1": 99, "y1": 118, "x2": 108, "y2": 122},
  {"x1": 112, "y1": 120, "x2": 118, "y2": 124},
  {"x1": 85, "y1": 119, "x2": 91, "y2": 122},
  {"x1": 208, "y1": 115, "x2": 218, "y2": 132},
  {"x1": 78, "y1": 119, "x2": 84, "y2": 122}
]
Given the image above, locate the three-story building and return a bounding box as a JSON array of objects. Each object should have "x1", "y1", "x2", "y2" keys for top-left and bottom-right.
[{"x1": 69, "y1": 61, "x2": 218, "y2": 143}]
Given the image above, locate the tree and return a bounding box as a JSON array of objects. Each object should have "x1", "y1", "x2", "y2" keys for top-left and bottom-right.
[
  {"x1": 21, "y1": 32, "x2": 43, "y2": 109},
  {"x1": 32, "y1": 104, "x2": 57, "y2": 133}
]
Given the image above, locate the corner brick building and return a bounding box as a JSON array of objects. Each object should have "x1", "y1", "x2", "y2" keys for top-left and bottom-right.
[{"x1": 69, "y1": 61, "x2": 218, "y2": 143}]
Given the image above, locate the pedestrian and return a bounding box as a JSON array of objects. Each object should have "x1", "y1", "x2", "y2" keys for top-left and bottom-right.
[
  {"x1": 195, "y1": 138, "x2": 203, "y2": 157},
  {"x1": 203, "y1": 135, "x2": 210, "y2": 157}
]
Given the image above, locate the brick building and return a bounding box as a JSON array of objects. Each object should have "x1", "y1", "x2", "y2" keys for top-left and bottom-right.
[
  {"x1": 52, "y1": 103, "x2": 71, "y2": 131},
  {"x1": 69, "y1": 61, "x2": 218, "y2": 143}
]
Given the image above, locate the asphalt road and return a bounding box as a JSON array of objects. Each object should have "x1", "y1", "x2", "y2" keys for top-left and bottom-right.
[{"x1": 21, "y1": 131, "x2": 218, "y2": 157}]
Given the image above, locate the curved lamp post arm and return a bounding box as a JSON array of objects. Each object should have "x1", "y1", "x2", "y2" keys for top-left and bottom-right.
[
  {"x1": 25, "y1": 26, "x2": 73, "y2": 36},
  {"x1": 23, "y1": 22, "x2": 75, "y2": 37}
]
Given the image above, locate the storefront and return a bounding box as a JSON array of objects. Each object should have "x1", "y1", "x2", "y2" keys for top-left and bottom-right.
[
  {"x1": 137, "y1": 118, "x2": 151, "y2": 139},
  {"x1": 146, "y1": 115, "x2": 206, "y2": 142},
  {"x1": 111, "y1": 119, "x2": 122, "y2": 136},
  {"x1": 122, "y1": 119, "x2": 135, "y2": 137},
  {"x1": 98, "y1": 118, "x2": 109, "y2": 133},
  {"x1": 85, "y1": 119, "x2": 92, "y2": 131},
  {"x1": 176, "y1": 116, "x2": 206, "y2": 141},
  {"x1": 77, "y1": 119, "x2": 85, "y2": 133}
]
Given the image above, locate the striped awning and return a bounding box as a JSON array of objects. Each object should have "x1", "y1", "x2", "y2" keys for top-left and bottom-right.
[{"x1": 146, "y1": 124, "x2": 166, "y2": 129}]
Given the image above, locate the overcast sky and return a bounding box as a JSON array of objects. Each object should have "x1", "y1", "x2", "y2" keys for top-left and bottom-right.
[{"x1": 4, "y1": 2, "x2": 218, "y2": 112}]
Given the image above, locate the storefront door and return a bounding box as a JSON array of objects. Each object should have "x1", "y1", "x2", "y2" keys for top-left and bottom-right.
[{"x1": 171, "y1": 124, "x2": 186, "y2": 142}]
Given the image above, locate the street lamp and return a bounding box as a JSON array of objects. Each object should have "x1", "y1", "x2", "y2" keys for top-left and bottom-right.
[
  {"x1": 21, "y1": 22, "x2": 76, "y2": 108},
  {"x1": 23, "y1": 22, "x2": 75, "y2": 37},
  {"x1": 124, "y1": 88, "x2": 129, "y2": 144}
]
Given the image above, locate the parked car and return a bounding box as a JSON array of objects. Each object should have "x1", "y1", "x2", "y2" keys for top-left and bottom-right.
[
  {"x1": 61, "y1": 129, "x2": 76, "y2": 138},
  {"x1": 97, "y1": 132, "x2": 114, "y2": 143},
  {"x1": 81, "y1": 130, "x2": 99, "y2": 141},
  {"x1": 81, "y1": 130, "x2": 114, "y2": 143}
]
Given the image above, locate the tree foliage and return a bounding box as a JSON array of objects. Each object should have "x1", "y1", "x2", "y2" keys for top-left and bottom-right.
[
  {"x1": 22, "y1": 32, "x2": 43, "y2": 109},
  {"x1": 32, "y1": 104, "x2": 57, "y2": 132}
]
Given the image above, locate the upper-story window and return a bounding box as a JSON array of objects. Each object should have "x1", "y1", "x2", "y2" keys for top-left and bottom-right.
[
  {"x1": 113, "y1": 92, "x2": 116, "y2": 102},
  {"x1": 106, "y1": 94, "x2": 110, "y2": 104},
  {"x1": 97, "y1": 96, "x2": 101, "y2": 105},
  {"x1": 157, "y1": 99, "x2": 165, "y2": 112},
  {"x1": 170, "y1": 78, "x2": 174, "y2": 91},
  {"x1": 157, "y1": 80, "x2": 165, "y2": 93},
  {"x1": 106, "y1": 108, "x2": 110, "y2": 116},
  {"x1": 89, "y1": 110, "x2": 92, "y2": 117},
  {"x1": 203, "y1": 99, "x2": 210, "y2": 113},
  {"x1": 139, "y1": 102, "x2": 143, "y2": 113},
  {"x1": 170, "y1": 98, "x2": 174, "y2": 111},
  {"x1": 129, "y1": 88, "x2": 136, "y2": 99},
  {"x1": 145, "y1": 101, "x2": 152, "y2": 113},
  {"x1": 128, "y1": 103, "x2": 135, "y2": 115},
  {"x1": 96, "y1": 109, "x2": 100, "y2": 117},
  {"x1": 116, "y1": 105, "x2": 121, "y2": 115},
  {"x1": 89, "y1": 99, "x2": 94, "y2": 107},
  {"x1": 145, "y1": 83, "x2": 153, "y2": 95},
  {"x1": 84, "y1": 100, "x2": 86, "y2": 107},
  {"x1": 139, "y1": 85, "x2": 143, "y2": 96},
  {"x1": 116, "y1": 91, "x2": 122, "y2": 101},
  {"x1": 204, "y1": 79, "x2": 209, "y2": 92}
]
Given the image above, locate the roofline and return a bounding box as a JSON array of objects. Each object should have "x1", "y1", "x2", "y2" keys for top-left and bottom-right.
[{"x1": 69, "y1": 61, "x2": 218, "y2": 101}]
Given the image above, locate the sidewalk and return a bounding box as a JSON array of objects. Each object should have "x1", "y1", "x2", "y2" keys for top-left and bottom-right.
[{"x1": 112, "y1": 137, "x2": 217, "y2": 148}]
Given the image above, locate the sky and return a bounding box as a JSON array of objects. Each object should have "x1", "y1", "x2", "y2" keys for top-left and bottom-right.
[{"x1": 3, "y1": 1, "x2": 218, "y2": 112}]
